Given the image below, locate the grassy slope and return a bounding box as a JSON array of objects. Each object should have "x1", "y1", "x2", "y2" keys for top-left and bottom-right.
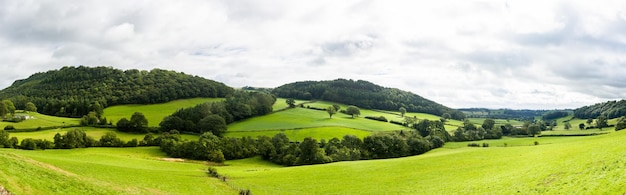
[
  {"x1": 0, "y1": 112, "x2": 80, "y2": 129},
  {"x1": 217, "y1": 131, "x2": 626, "y2": 194},
  {"x1": 1, "y1": 147, "x2": 235, "y2": 194},
  {"x1": 103, "y1": 97, "x2": 223, "y2": 127}
]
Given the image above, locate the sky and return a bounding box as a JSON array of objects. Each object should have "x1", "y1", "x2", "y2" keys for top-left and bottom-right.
[{"x1": 1, "y1": 0, "x2": 625, "y2": 109}]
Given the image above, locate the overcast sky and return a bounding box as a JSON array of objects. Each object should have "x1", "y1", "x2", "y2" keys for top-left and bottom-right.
[{"x1": 1, "y1": 0, "x2": 625, "y2": 109}]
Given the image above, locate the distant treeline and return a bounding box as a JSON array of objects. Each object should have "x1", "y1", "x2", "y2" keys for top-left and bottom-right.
[
  {"x1": 459, "y1": 108, "x2": 548, "y2": 121},
  {"x1": 573, "y1": 100, "x2": 626, "y2": 119},
  {"x1": 0, "y1": 66, "x2": 233, "y2": 117},
  {"x1": 272, "y1": 79, "x2": 465, "y2": 120}
]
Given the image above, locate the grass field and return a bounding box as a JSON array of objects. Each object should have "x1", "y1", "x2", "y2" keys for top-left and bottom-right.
[
  {"x1": 0, "y1": 147, "x2": 235, "y2": 194},
  {"x1": 103, "y1": 98, "x2": 223, "y2": 127},
  {"x1": 216, "y1": 130, "x2": 626, "y2": 194},
  {"x1": 225, "y1": 126, "x2": 371, "y2": 142},
  {"x1": 228, "y1": 107, "x2": 410, "y2": 132},
  {"x1": 9, "y1": 127, "x2": 199, "y2": 142},
  {"x1": 0, "y1": 112, "x2": 80, "y2": 129}
]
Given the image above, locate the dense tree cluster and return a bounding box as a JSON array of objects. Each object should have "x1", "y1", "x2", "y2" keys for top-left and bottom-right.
[
  {"x1": 0, "y1": 129, "x2": 142, "y2": 150},
  {"x1": 0, "y1": 66, "x2": 234, "y2": 117},
  {"x1": 159, "y1": 91, "x2": 275, "y2": 136},
  {"x1": 453, "y1": 119, "x2": 503, "y2": 141},
  {"x1": 117, "y1": 112, "x2": 149, "y2": 133},
  {"x1": 541, "y1": 111, "x2": 570, "y2": 120},
  {"x1": 459, "y1": 108, "x2": 549, "y2": 121},
  {"x1": 573, "y1": 100, "x2": 626, "y2": 119},
  {"x1": 272, "y1": 79, "x2": 465, "y2": 120}
]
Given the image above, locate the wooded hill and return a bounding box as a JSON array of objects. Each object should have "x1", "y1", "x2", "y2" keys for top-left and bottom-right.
[
  {"x1": 0, "y1": 66, "x2": 233, "y2": 117},
  {"x1": 573, "y1": 100, "x2": 626, "y2": 119},
  {"x1": 272, "y1": 79, "x2": 465, "y2": 120}
]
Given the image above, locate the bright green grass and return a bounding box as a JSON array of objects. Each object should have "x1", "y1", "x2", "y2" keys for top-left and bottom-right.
[
  {"x1": 103, "y1": 98, "x2": 223, "y2": 127},
  {"x1": 228, "y1": 107, "x2": 410, "y2": 132},
  {"x1": 10, "y1": 127, "x2": 199, "y2": 142},
  {"x1": 2, "y1": 147, "x2": 235, "y2": 194},
  {"x1": 217, "y1": 130, "x2": 626, "y2": 194},
  {"x1": 0, "y1": 112, "x2": 80, "y2": 129},
  {"x1": 272, "y1": 98, "x2": 309, "y2": 111},
  {"x1": 225, "y1": 126, "x2": 371, "y2": 142}
]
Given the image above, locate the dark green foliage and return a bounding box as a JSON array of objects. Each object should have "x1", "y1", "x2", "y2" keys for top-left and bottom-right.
[
  {"x1": 616, "y1": 117, "x2": 626, "y2": 131},
  {"x1": 117, "y1": 112, "x2": 149, "y2": 133},
  {"x1": 467, "y1": 143, "x2": 480, "y2": 147},
  {"x1": 574, "y1": 100, "x2": 626, "y2": 119},
  {"x1": 0, "y1": 101, "x2": 7, "y2": 118},
  {"x1": 99, "y1": 132, "x2": 124, "y2": 147},
  {"x1": 197, "y1": 115, "x2": 227, "y2": 136},
  {"x1": 0, "y1": 130, "x2": 10, "y2": 148},
  {"x1": 542, "y1": 111, "x2": 569, "y2": 120},
  {"x1": 481, "y1": 119, "x2": 495, "y2": 130},
  {"x1": 596, "y1": 115, "x2": 608, "y2": 129},
  {"x1": 272, "y1": 79, "x2": 465, "y2": 120},
  {"x1": 53, "y1": 129, "x2": 97, "y2": 149},
  {"x1": 413, "y1": 120, "x2": 451, "y2": 141},
  {"x1": 528, "y1": 124, "x2": 541, "y2": 136},
  {"x1": 4, "y1": 125, "x2": 15, "y2": 130},
  {"x1": 579, "y1": 123, "x2": 585, "y2": 130},
  {"x1": 346, "y1": 106, "x2": 361, "y2": 118},
  {"x1": 160, "y1": 91, "x2": 275, "y2": 134},
  {"x1": 286, "y1": 98, "x2": 296, "y2": 108},
  {"x1": 25, "y1": 102, "x2": 37, "y2": 112},
  {"x1": 326, "y1": 106, "x2": 337, "y2": 118},
  {"x1": 2, "y1": 100, "x2": 15, "y2": 115},
  {"x1": 0, "y1": 66, "x2": 234, "y2": 117},
  {"x1": 364, "y1": 116, "x2": 387, "y2": 122}
]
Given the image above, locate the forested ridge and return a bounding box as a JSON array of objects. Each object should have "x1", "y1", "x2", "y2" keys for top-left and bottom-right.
[
  {"x1": 0, "y1": 66, "x2": 233, "y2": 117},
  {"x1": 272, "y1": 79, "x2": 465, "y2": 119},
  {"x1": 573, "y1": 100, "x2": 626, "y2": 119}
]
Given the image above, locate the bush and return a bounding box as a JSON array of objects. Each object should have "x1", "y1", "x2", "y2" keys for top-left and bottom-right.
[
  {"x1": 364, "y1": 116, "x2": 388, "y2": 122},
  {"x1": 534, "y1": 141, "x2": 539, "y2": 145},
  {"x1": 482, "y1": 142, "x2": 489, "y2": 147},
  {"x1": 389, "y1": 120, "x2": 406, "y2": 126},
  {"x1": 467, "y1": 143, "x2": 480, "y2": 147},
  {"x1": 4, "y1": 125, "x2": 15, "y2": 130}
]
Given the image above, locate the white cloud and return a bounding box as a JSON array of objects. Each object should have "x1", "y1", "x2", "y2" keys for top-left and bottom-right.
[{"x1": 0, "y1": 0, "x2": 625, "y2": 109}]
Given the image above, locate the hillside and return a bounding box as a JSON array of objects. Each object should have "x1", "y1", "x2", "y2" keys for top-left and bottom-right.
[
  {"x1": 272, "y1": 79, "x2": 465, "y2": 119},
  {"x1": 573, "y1": 99, "x2": 626, "y2": 119},
  {"x1": 0, "y1": 66, "x2": 233, "y2": 117}
]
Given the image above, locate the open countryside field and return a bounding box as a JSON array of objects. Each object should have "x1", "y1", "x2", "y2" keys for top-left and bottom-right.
[
  {"x1": 228, "y1": 107, "x2": 411, "y2": 132},
  {"x1": 0, "y1": 112, "x2": 80, "y2": 130},
  {"x1": 225, "y1": 126, "x2": 371, "y2": 142},
  {"x1": 9, "y1": 127, "x2": 199, "y2": 142},
  {"x1": 103, "y1": 97, "x2": 223, "y2": 127},
  {"x1": 216, "y1": 130, "x2": 626, "y2": 194},
  {"x1": 0, "y1": 147, "x2": 235, "y2": 194}
]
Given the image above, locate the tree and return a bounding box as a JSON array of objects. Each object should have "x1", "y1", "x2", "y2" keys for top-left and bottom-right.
[
  {"x1": 130, "y1": 112, "x2": 148, "y2": 132},
  {"x1": 91, "y1": 101, "x2": 104, "y2": 118},
  {"x1": 615, "y1": 117, "x2": 626, "y2": 131},
  {"x1": 197, "y1": 114, "x2": 227, "y2": 136},
  {"x1": 481, "y1": 118, "x2": 495, "y2": 130},
  {"x1": 326, "y1": 106, "x2": 337, "y2": 118},
  {"x1": 579, "y1": 123, "x2": 585, "y2": 130},
  {"x1": 25, "y1": 102, "x2": 37, "y2": 112},
  {"x1": 0, "y1": 101, "x2": 7, "y2": 118},
  {"x1": 2, "y1": 100, "x2": 15, "y2": 115},
  {"x1": 116, "y1": 118, "x2": 131, "y2": 132},
  {"x1": 564, "y1": 122, "x2": 571, "y2": 130},
  {"x1": 399, "y1": 107, "x2": 407, "y2": 117},
  {"x1": 528, "y1": 124, "x2": 541, "y2": 136},
  {"x1": 442, "y1": 113, "x2": 451, "y2": 120},
  {"x1": 596, "y1": 115, "x2": 608, "y2": 129},
  {"x1": 286, "y1": 98, "x2": 296, "y2": 108},
  {"x1": 586, "y1": 118, "x2": 593, "y2": 125},
  {"x1": 332, "y1": 104, "x2": 341, "y2": 112},
  {"x1": 346, "y1": 106, "x2": 360, "y2": 118}
]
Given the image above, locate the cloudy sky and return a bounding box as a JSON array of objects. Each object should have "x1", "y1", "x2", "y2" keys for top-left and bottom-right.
[{"x1": 1, "y1": 0, "x2": 625, "y2": 109}]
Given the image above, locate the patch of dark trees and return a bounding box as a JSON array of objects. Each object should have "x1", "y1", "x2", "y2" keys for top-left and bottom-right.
[
  {"x1": 0, "y1": 66, "x2": 234, "y2": 118},
  {"x1": 272, "y1": 79, "x2": 465, "y2": 120},
  {"x1": 541, "y1": 111, "x2": 570, "y2": 120},
  {"x1": 0, "y1": 129, "x2": 143, "y2": 150},
  {"x1": 459, "y1": 108, "x2": 550, "y2": 121},
  {"x1": 573, "y1": 100, "x2": 626, "y2": 119},
  {"x1": 158, "y1": 91, "x2": 276, "y2": 136}
]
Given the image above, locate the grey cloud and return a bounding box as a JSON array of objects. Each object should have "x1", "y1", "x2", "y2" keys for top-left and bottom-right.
[{"x1": 321, "y1": 37, "x2": 375, "y2": 57}]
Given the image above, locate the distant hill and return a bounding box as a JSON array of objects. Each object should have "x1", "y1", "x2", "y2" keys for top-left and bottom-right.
[
  {"x1": 0, "y1": 66, "x2": 233, "y2": 117},
  {"x1": 573, "y1": 100, "x2": 626, "y2": 119},
  {"x1": 272, "y1": 79, "x2": 465, "y2": 120}
]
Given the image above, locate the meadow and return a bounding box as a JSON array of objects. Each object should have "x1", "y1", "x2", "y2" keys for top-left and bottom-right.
[
  {"x1": 0, "y1": 112, "x2": 80, "y2": 129},
  {"x1": 216, "y1": 130, "x2": 626, "y2": 194},
  {"x1": 0, "y1": 147, "x2": 235, "y2": 194},
  {"x1": 103, "y1": 97, "x2": 223, "y2": 127}
]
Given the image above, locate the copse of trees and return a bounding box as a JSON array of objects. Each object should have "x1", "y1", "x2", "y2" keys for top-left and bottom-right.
[
  {"x1": 159, "y1": 91, "x2": 275, "y2": 136},
  {"x1": 574, "y1": 100, "x2": 626, "y2": 119},
  {"x1": 541, "y1": 111, "x2": 570, "y2": 120},
  {"x1": 117, "y1": 112, "x2": 149, "y2": 133},
  {"x1": 0, "y1": 66, "x2": 234, "y2": 118},
  {"x1": 453, "y1": 119, "x2": 503, "y2": 141},
  {"x1": 272, "y1": 79, "x2": 465, "y2": 120}
]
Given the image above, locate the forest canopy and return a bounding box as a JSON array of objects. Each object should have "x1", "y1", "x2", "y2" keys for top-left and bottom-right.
[
  {"x1": 0, "y1": 66, "x2": 234, "y2": 117},
  {"x1": 272, "y1": 79, "x2": 465, "y2": 119}
]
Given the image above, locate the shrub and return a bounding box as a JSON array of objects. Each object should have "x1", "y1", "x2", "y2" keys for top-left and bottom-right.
[
  {"x1": 3, "y1": 125, "x2": 15, "y2": 130},
  {"x1": 364, "y1": 116, "x2": 388, "y2": 122},
  {"x1": 389, "y1": 120, "x2": 406, "y2": 126},
  {"x1": 534, "y1": 141, "x2": 539, "y2": 145},
  {"x1": 482, "y1": 142, "x2": 489, "y2": 147},
  {"x1": 467, "y1": 143, "x2": 480, "y2": 147}
]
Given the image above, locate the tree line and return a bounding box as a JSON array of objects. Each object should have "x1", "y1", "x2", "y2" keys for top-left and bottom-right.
[
  {"x1": 573, "y1": 100, "x2": 626, "y2": 119},
  {"x1": 0, "y1": 66, "x2": 234, "y2": 118},
  {"x1": 272, "y1": 79, "x2": 465, "y2": 120}
]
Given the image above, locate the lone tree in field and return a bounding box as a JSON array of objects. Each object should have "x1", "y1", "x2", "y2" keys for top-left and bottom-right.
[
  {"x1": 564, "y1": 122, "x2": 571, "y2": 130},
  {"x1": 346, "y1": 106, "x2": 361, "y2": 118},
  {"x1": 579, "y1": 123, "x2": 585, "y2": 130},
  {"x1": 286, "y1": 98, "x2": 296, "y2": 108},
  {"x1": 528, "y1": 124, "x2": 541, "y2": 137},
  {"x1": 596, "y1": 115, "x2": 608, "y2": 129},
  {"x1": 326, "y1": 106, "x2": 337, "y2": 119},
  {"x1": 399, "y1": 107, "x2": 407, "y2": 117},
  {"x1": 332, "y1": 104, "x2": 341, "y2": 112}
]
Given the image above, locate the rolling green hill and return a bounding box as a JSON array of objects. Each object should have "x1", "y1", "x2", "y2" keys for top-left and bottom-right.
[{"x1": 216, "y1": 130, "x2": 626, "y2": 194}]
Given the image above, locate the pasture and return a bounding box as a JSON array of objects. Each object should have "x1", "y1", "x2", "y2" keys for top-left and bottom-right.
[
  {"x1": 103, "y1": 97, "x2": 223, "y2": 127},
  {"x1": 225, "y1": 126, "x2": 371, "y2": 142},
  {"x1": 216, "y1": 130, "x2": 626, "y2": 194},
  {"x1": 0, "y1": 112, "x2": 80, "y2": 130},
  {"x1": 0, "y1": 147, "x2": 235, "y2": 194}
]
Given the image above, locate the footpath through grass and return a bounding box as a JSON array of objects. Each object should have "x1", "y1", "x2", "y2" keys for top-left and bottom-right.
[{"x1": 217, "y1": 130, "x2": 626, "y2": 194}]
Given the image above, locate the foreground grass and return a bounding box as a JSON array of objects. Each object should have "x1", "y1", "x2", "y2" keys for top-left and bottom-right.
[
  {"x1": 217, "y1": 130, "x2": 626, "y2": 194},
  {"x1": 103, "y1": 98, "x2": 223, "y2": 127},
  {"x1": 225, "y1": 126, "x2": 371, "y2": 142},
  {"x1": 1, "y1": 147, "x2": 235, "y2": 194}
]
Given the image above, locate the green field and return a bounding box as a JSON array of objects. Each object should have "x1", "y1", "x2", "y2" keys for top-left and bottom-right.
[
  {"x1": 9, "y1": 127, "x2": 199, "y2": 142},
  {"x1": 0, "y1": 147, "x2": 235, "y2": 194},
  {"x1": 216, "y1": 130, "x2": 626, "y2": 194},
  {"x1": 103, "y1": 98, "x2": 223, "y2": 127},
  {"x1": 0, "y1": 112, "x2": 80, "y2": 129},
  {"x1": 225, "y1": 126, "x2": 371, "y2": 142},
  {"x1": 228, "y1": 107, "x2": 410, "y2": 132}
]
